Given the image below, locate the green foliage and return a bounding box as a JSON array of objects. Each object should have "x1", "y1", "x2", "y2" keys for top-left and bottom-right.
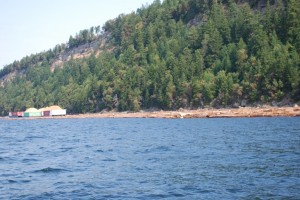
[{"x1": 0, "y1": 0, "x2": 299, "y2": 115}]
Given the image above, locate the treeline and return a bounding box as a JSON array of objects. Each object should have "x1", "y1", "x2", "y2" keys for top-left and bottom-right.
[
  {"x1": 0, "y1": 25, "x2": 101, "y2": 79},
  {"x1": 0, "y1": 44, "x2": 65, "y2": 78},
  {"x1": 0, "y1": 0, "x2": 299, "y2": 115},
  {"x1": 68, "y1": 26, "x2": 101, "y2": 49}
]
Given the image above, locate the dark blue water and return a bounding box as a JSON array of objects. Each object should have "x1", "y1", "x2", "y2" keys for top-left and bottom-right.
[{"x1": 0, "y1": 117, "x2": 299, "y2": 199}]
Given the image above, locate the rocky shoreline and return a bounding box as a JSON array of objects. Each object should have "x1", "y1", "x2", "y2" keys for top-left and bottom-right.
[{"x1": 2, "y1": 106, "x2": 300, "y2": 120}]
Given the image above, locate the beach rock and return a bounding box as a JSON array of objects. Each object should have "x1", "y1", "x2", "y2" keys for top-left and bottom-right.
[
  {"x1": 241, "y1": 100, "x2": 247, "y2": 107},
  {"x1": 272, "y1": 101, "x2": 278, "y2": 107},
  {"x1": 232, "y1": 102, "x2": 240, "y2": 108},
  {"x1": 210, "y1": 98, "x2": 221, "y2": 109}
]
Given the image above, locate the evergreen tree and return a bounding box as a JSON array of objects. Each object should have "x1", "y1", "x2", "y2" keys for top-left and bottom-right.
[{"x1": 0, "y1": 0, "x2": 299, "y2": 116}]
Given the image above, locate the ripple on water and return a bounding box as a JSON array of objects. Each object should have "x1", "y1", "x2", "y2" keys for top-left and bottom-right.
[
  {"x1": 32, "y1": 167, "x2": 69, "y2": 174},
  {"x1": 101, "y1": 158, "x2": 117, "y2": 162},
  {"x1": 22, "y1": 158, "x2": 39, "y2": 163},
  {"x1": 58, "y1": 147, "x2": 74, "y2": 152},
  {"x1": 7, "y1": 179, "x2": 31, "y2": 184}
]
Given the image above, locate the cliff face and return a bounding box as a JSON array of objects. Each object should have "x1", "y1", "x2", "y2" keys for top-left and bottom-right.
[
  {"x1": 0, "y1": 69, "x2": 25, "y2": 87},
  {"x1": 0, "y1": 33, "x2": 111, "y2": 86},
  {"x1": 49, "y1": 34, "x2": 111, "y2": 72}
]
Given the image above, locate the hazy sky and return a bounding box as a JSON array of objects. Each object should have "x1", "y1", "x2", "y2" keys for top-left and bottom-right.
[{"x1": 0, "y1": 0, "x2": 154, "y2": 69}]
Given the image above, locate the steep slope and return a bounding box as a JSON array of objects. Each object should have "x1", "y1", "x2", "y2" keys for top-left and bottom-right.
[
  {"x1": 0, "y1": 31, "x2": 111, "y2": 85},
  {"x1": 0, "y1": 0, "x2": 299, "y2": 116}
]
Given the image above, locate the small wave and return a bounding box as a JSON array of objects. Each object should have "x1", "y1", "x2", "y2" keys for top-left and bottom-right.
[
  {"x1": 2, "y1": 173, "x2": 15, "y2": 177},
  {"x1": 138, "y1": 146, "x2": 171, "y2": 154},
  {"x1": 33, "y1": 167, "x2": 68, "y2": 174},
  {"x1": 111, "y1": 137, "x2": 122, "y2": 141},
  {"x1": 134, "y1": 167, "x2": 144, "y2": 171},
  {"x1": 28, "y1": 153, "x2": 38, "y2": 156},
  {"x1": 59, "y1": 147, "x2": 73, "y2": 152},
  {"x1": 25, "y1": 135, "x2": 43, "y2": 140},
  {"x1": 22, "y1": 158, "x2": 39, "y2": 163},
  {"x1": 20, "y1": 180, "x2": 31, "y2": 183},
  {"x1": 147, "y1": 157, "x2": 160, "y2": 162},
  {"x1": 6, "y1": 179, "x2": 31, "y2": 184},
  {"x1": 7, "y1": 179, "x2": 17, "y2": 183},
  {"x1": 96, "y1": 149, "x2": 104, "y2": 152},
  {"x1": 156, "y1": 145, "x2": 171, "y2": 151},
  {"x1": 198, "y1": 189, "x2": 214, "y2": 194},
  {"x1": 182, "y1": 185, "x2": 215, "y2": 195},
  {"x1": 226, "y1": 188, "x2": 242, "y2": 194},
  {"x1": 102, "y1": 158, "x2": 116, "y2": 162},
  {"x1": 142, "y1": 194, "x2": 170, "y2": 199},
  {"x1": 168, "y1": 192, "x2": 185, "y2": 197}
]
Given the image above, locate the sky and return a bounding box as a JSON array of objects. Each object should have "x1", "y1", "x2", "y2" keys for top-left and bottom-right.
[{"x1": 0, "y1": 0, "x2": 154, "y2": 69}]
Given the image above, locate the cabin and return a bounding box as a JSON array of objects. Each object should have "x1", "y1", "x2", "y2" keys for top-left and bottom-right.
[
  {"x1": 39, "y1": 105, "x2": 67, "y2": 116},
  {"x1": 9, "y1": 105, "x2": 67, "y2": 118},
  {"x1": 9, "y1": 112, "x2": 23, "y2": 117}
]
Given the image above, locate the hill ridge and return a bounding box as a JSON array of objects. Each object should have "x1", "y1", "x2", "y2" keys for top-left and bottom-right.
[{"x1": 0, "y1": 0, "x2": 299, "y2": 116}]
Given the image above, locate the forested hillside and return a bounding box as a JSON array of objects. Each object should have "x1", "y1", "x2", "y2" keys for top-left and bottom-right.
[{"x1": 0, "y1": 0, "x2": 299, "y2": 115}]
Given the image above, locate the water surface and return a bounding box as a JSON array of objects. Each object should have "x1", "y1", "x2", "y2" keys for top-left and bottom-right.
[{"x1": 0, "y1": 117, "x2": 299, "y2": 199}]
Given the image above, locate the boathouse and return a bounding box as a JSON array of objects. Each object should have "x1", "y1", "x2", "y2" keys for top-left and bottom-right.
[{"x1": 24, "y1": 108, "x2": 42, "y2": 117}]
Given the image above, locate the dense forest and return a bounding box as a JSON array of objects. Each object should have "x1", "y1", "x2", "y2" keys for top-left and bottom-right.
[{"x1": 0, "y1": 0, "x2": 299, "y2": 115}]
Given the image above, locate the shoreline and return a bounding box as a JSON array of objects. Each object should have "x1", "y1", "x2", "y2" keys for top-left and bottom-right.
[{"x1": 1, "y1": 106, "x2": 300, "y2": 120}]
